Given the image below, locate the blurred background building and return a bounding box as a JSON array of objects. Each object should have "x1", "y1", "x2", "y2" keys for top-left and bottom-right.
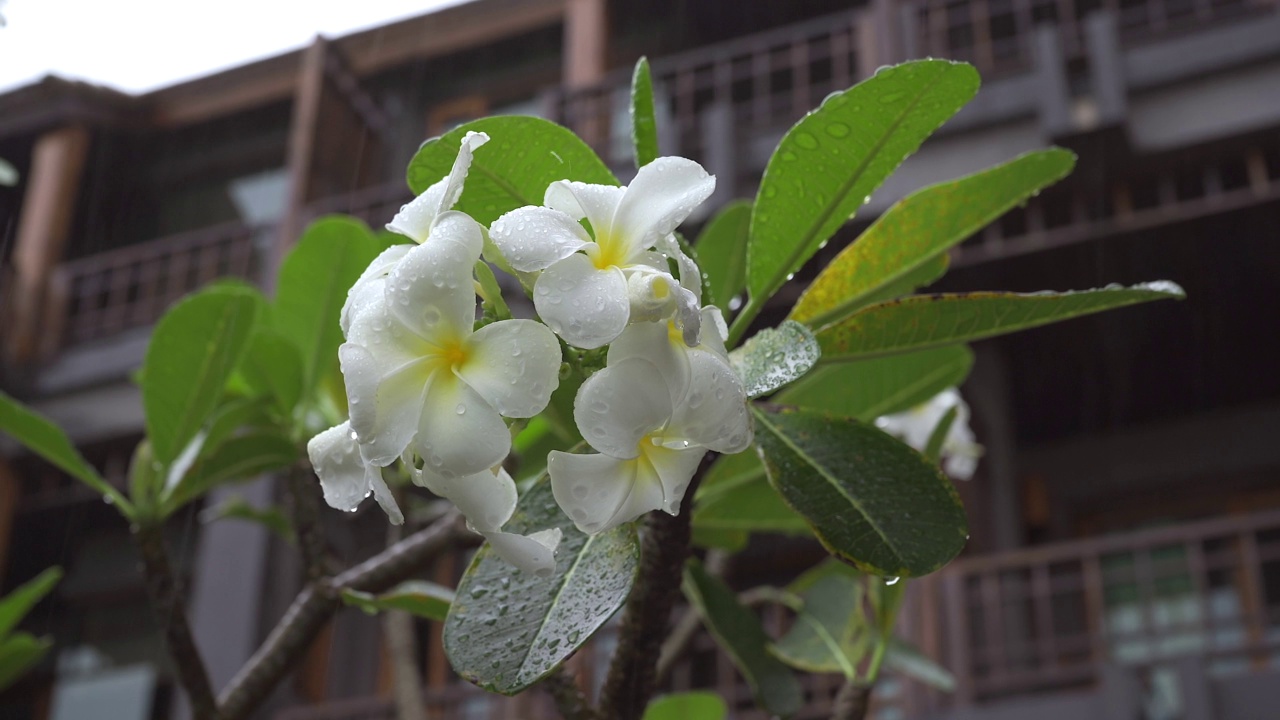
[{"x1": 2, "y1": 0, "x2": 1280, "y2": 718}]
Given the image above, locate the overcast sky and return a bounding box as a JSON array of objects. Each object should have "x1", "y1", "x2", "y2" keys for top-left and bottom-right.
[{"x1": 0, "y1": 0, "x2": 469, "y2": 95}]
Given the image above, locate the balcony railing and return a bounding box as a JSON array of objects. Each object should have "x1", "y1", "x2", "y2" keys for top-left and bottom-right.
[
  {"x1": 46, "y1": 221, "x2": 262, "y2": 351},
  {"x1": 304, "y1": 181, "x2": 412, "y2": 230},
  {"x1": 925, "y1": 508, "x2": 1280, "y2": 705},
  {"x1": 902, "y1": 0, "x2": 1279, "y2": 76},
  {"x1": 548, "y1": 7, "x2": 872, "y2": 167}
]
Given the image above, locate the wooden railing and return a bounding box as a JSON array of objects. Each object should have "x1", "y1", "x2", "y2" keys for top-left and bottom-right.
[
  {"x1": 548, "y1": 7, "x2": 873, "y2": 166},
  {"x1": 901, "y1": 0, "x2": 1278, "y2": 76},
  {"x1": 304, "y1": 180, "x2": 412, "y2": 230},
  {"x1": 46, "y1": 222, "x2": 261, "y2": 351},
  {"x1": 925, "y1": 508, "x2": 1280, "y2": 705}
]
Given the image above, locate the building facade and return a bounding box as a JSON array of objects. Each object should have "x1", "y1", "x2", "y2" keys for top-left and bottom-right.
[{"x1": 2, "y1": 0, "x2": 1279, "y2": 718}]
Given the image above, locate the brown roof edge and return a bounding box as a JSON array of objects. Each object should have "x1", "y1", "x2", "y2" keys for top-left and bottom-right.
[
  {"x1": 0, "y1": 76, "x2": 139, "y2": 140},
  {"x1": 145, "y1": 0, "x2": 566, "y2": 127}
]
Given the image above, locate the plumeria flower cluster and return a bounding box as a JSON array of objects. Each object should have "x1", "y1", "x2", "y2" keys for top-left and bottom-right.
[
  {"x1": 876, "y1": 387, "x2": 983, "y2": 480},
  {"x1": 308, "y1": 132, "x2": 752, "y2": 573}
]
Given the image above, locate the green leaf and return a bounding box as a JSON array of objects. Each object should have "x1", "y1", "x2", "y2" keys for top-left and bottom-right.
[
  {"x1": 753, "y1": 406, "x2": 967, "y2": 577},
  {"x1": 200, "y1": 495, "x2": 295, "y2": 544},
  {"x1": 274, "y1": 216, "x2": 381, "y2": 395},
  {"x1": 696, "y1": 447, "x2": 766, "y2": 500},
  {"x1": 682, "y1": 559, "x2": 803, "y2": 717},
  {"x1": 0, "y1": 633, "x2": 52, "y2": 692},
  {"x1": 742, "y1": 60, "x2": 979, "y2": 330},
  {"x1": 729, "y1": 321, "x2": 821, "y2": 398},
  {"x1": 771, "y1": 574, "x2": 867, "y2": 676},
  {"x1": 127, "y1": 441, "x2": 161, "y2": 516},
  {"x1": 817, "y1": 282, "x2": 1187, "y2": 362},
  {"x1": 791, "y1": 149, "x2": 1077, "y2": 330},
  {"x1": 407, "y1": 116, "x2": 617, "y2": 225},
  {"x1": 236, "y1": 329, "x2": 304, "y2": 414},
  {"x1": 922, "y1": 407, "x2": 958, "y2": 464},
  {"x1": 162, "y1": 430, "x2": 297, "y2": 514},
  {"x1": 642, "y1": 692, "x2": 728, "y2": 720},
  {"x1": 143, "y1": 285, "x2": 261, "y2": 466},
  {"x1": 0, "y1": 391, "x2": 131, "y2": 513},
  {"x1": 0, "y1": 567, "x2": 62, "y2": 639},
  {"x1": 631, "y1": 57, "x2": 660, "y2": 168},
  {"x1": 885, "y1": 637, "x2": 956, "y2": 692},
  {"x1": 342, "y1": 580, "x2": 455, "y2": 622},
  {"x1": 690, "y1": 527, "x2": 749, "y2": 552},
  {"x1": 777, "y1": 345, "x2": 973, "y2": 421},
  {"x1": 787, "y1": 558, "x2": 861, "y2": 595},
  {"x1": 445, "y1": 477, "x2": 638, "y2": 694},
  {"x1": 694, "y1": 201, "x2": 752, "y2": 315},
  {"x1": 693, "y1": 476, "x2": 808, "y2": 536}
]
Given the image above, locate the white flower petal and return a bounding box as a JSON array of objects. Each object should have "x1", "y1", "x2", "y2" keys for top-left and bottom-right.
[
  {"x1": 606, "y1": 321, "x2": 689, "y2": 407},
  {"x1": 643, "y1": 444, "x2": 705, "y2": 515},
  {"x1": 366, "y1": 465, "x2": 405, "y2": 525},
  {"x1": 489, "y1": 206, "x2": 592, "y2": 273},
  {"x1": 386, "y1": 222, "x2": 482, "y2": 339},
  {"x1": 308, "y1": 422, "x2": 372, "y2": 512},
  {"x1": 482, "y1": 527, "x2": 562, "y2": 577},
  {"x1": 670, "y1": 351, "x2": 752, "y2": 454},
  {"x1": 460, "y1": 319, "x2": 562, "y2": 418},
  {"x1": 612, "y1": 157, "x2": 715, "y2": 250},
  {"x1": 549, "y1": 451, "x2": 663, "y2": 534},
  {"x1": 341, "y1": 244, "x2": 411, "y2": 336},
  {"x1": 417, "y1": 466, "x2": 518, "y2": 532},
  {"x1": 625, "y1": 271, "x2": 681, "y2": 324},
  {"x1": 416, "y1": 374, "x2": 511, "y2": 478},
  {"x1": 574, "y1": 358, "x2": 672, "y2": 459},
  {"x1": 544, "y1": 180, "x2": 625, "y2": 233},
  {"x1": 349, "y1": 349, "x2": 432, "y2": 467},
  {"x1": 654, "y1": 233, "x2": 703, "y2": 306},
  {"x1": 699, "y1": 306, "x2": 730, "y2": 359},
  {"x1": 386, "y1": 132, "x2": 489, "y2": 242},
  {"x1": 534, "y1": 254, "x2": 629, "y2": 349}
]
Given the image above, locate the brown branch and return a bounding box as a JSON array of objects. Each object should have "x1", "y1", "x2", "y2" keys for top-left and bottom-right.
[
  {"x1": 383, "y1": 490, "x2": 427, "y2": 720},
  {"x1": 654, "y1": 550, "x2": 729, "y2": 684},
  {"x1": 217, "y1": 509, "x2": 467, "y2": 720},
  {"x1": 134, "y1": 522, "x2": 220, "y2": 720},
  {"x1": 286, "y1": 465, "x2": 328, "y2": 583},
  {"x1": 542, "y1": 666, "x2": 597, "y2": 720},
  {"x1": 830, "y1": 680, "x2": 871, "y2": 720},
  {"x1": 598, "y1": 455, "x2": 713, "y2": 720}
]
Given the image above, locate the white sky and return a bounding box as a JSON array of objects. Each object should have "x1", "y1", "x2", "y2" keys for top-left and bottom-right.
[{"x1": 0, "y1": 0, "x2": 470, "y2": 95}]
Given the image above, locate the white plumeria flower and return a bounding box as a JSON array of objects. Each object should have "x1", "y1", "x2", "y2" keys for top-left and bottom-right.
[
  {"x1": 548, "y1": 322, "x2": 751, "y2": 535},
  {"x1": 308, "y1": 421, "x2": 404, "y2": 525},
  {"x1": 487, "y1": 156, "x2": 715, "y2": 349},
  {"x1": 339, "y1": 210, "x2": 562, "y2": 479},
  {"x1": 340, "y1": 131, "x2": 489, "y2": 334},
  {"x1": 409, "y1": 461, "x2": 561, "y2": 577},
  {"x1": 876, "y1": 388, "x2": 983, "y2": 480}
]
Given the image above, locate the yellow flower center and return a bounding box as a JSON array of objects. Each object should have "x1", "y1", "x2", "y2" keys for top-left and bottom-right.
[{"x1": 587, "y1": 233, "x2": 628, "y2": 270}]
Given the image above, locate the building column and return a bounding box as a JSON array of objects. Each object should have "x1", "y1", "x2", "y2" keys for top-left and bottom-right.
[
  {"x1": 5, "y1": 125, "x2": 90, "y2": 365},
  {"x1": 563, "y1": 0, "x2": 608, "y2": 89}
]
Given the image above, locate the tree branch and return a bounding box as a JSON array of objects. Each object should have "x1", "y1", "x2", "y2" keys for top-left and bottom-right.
[
  {"x1": 599, "y1": 456, "x2": 712, "y2": 720},
  {"x1": 829, "y1": 680, "x2": 871, "y2": 720},
  {"x1": 383, "y1": 490, "x2": 427, "y2": 720},
  {"x1": 286, "y1": 465, "x2": 328, "y2": 583},
  {"x1": 217, "y1": 509, "x2": 467, "y2": 720},
  {"x1": 542, "y1": 666, "x2": 597, "y2": 720},
  {"x1": 134, "y1": 522, "x2": 220, "y2": 720}
]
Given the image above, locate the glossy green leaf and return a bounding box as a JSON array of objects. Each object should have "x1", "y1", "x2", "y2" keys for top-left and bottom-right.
[
  {"x1": 729, "y1": 321, "x2": 821, "y2": 398},
  {"x1": 922, "y1": 406, "x2": 958, "y2": 464},
  {"x1": 753, "y1": 406, "x2": 967, "y2": 577},
  {"x1": 791, "y1": 149, "x2": 1076, "y2": 330},
  {"x1": 885, "y1": 637, "x2": 956, "y2": 691},
  {"x1": 743, "y1": 60, "x2": 979, "y2": 325},
  {"x1": 200, "y1": 495, "x2": 295, "y2": 544},
  {"x1": 143, "y1": 285, "x2": 261, "y2": 466},
  {"x1": 127, "y1": 441, "x2": 161, "y2": 516},
  {"x1": 0, "y1": 391, "x2": 130, "y2": 513},
  {"x1": 777, "y1": 345, "x2": 973, "y2": 421},
  {"x1": 407, "y1": 116, "x2": 617, "y2": 225},
  {"x1": 274, "y1": 216, "x2": 380, "y2": 395},
  {"x1": 631, "y1": 57, "x2": 659, "y2": 168},
  {"x1": 771, "y1": 574, "x2": 867, "y2": 676},
  {"x1": 787, "y1": 558, "x2": 861, "y2": 595},
  {"x1": 696, "y1": 201, "x2": 752, "y2": 317},
  {"x1": 690, "y1": 527, "x2": 749, "y2": 552},
  {"x1": 236, "y1": 329, "x2": 304, "y2": 414},
  {"x1": 445, "y1": 478, "x2": 638, "y2": 694},
  {"x1": 818, "y1": 282, "x2": 1186, "y2": 362},
  {"x1": 0, "y1": 567, "x2": 62, "y2": 639},
  {"x1": 642, "y1": 691, "x2": 728, "y2": 720},
  {"x1": 682, "y1": 559, "x2": 803, "y2": 717},
  {"x1": 693, "y1": 476, "x2": 807, "y2": 536},
  {"x1": 162, "y1": 430, "x2": 297, "y2": 514},
  {"x1": 342, "y1": 580, "x2": 455, "y2": 622},
  {"x1": 0, "y1": 633, "x2": 52, "y2": 692}
]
